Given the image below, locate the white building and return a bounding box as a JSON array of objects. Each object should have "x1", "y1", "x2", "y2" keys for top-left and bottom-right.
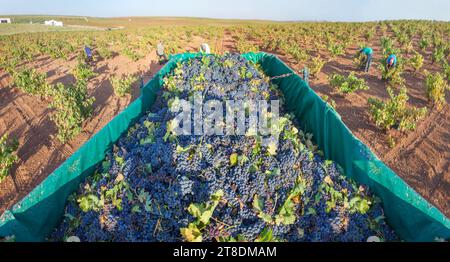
[
  {"x1": 44, "y1": 20, "x2": 63, "y2": 27},
  {"x1": 0, "y1": 18, "x2": 11, "y2": 24}
]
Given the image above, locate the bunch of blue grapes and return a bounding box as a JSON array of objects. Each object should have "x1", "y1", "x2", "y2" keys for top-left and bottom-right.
[{"x1": 50, "y1": 54, "x2": 398, "y2": 242}]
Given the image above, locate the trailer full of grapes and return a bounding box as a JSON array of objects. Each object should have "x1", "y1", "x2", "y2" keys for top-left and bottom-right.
[{"x1": 0, "y1": 53, "x2": 448, "y2": 242}]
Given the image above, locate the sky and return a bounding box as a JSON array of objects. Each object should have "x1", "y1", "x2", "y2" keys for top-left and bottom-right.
[{"x1": 0, "y1": 0, "x2": 449, "y2": 22}]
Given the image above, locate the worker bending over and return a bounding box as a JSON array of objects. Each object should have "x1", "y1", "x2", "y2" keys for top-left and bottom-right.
[
  {"x1": 386, "y1": 54, "x2": 397, "y2": 70},
  {"x1": 357, "y1": 47, "x2": 373, "y2": 72}
]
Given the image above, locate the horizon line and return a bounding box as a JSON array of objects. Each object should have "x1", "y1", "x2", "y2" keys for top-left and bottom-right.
[{"x1": 1, "y1": 14, "x2": 449, "y2": 23}]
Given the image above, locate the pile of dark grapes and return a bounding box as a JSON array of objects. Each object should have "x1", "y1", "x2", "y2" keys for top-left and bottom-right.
[{"x1": 50, "y1": 54, "x2": 398, "y2": 242}]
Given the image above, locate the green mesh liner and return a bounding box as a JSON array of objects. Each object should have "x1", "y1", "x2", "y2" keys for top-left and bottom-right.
[{"x1": 0, "y1": 52, "x2": 448, "y2": 242}]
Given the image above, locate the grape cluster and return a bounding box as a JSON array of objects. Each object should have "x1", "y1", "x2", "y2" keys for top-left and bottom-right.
[{"x1": 50, "y1": 54, "x2": 398, "y2": 242}]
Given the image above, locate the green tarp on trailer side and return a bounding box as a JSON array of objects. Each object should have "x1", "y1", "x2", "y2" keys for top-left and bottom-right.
[{"x1": 0, "y1": 52, "x2": 449, "y2": 242}]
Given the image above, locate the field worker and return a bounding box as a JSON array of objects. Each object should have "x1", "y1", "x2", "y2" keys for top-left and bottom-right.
[
  {"x1": 139, "y1": 76, "x2": 144, "y2": 89},
  {"x1": 358, "y1": 46, "x2": 373, "y2": 72},
  {"x1": 200, "y1": 43, "x2": 211, "y2": 54},
  {"x1": 386, "y1": 54, "x2": 397, "y2": 70},
  {"x1": 156, "y1": 42, "x2": 167, "y2": 64},
  {"x1": 84, "y1": 45, "x2": 93, "y2": 65}
]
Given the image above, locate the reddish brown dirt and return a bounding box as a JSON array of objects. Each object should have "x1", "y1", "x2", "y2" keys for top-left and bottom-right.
[{"x1": 0, "y1": 27, "x2": 449, "y2": 218}]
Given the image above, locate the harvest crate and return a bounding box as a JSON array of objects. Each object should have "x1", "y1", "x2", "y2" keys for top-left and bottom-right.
[{"x1": 0, "y1": 52, "x2": 448, "y2": 241}]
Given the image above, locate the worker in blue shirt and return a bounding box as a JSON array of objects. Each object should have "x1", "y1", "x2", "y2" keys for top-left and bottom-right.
[
  {"x1": 386, "y1": 54, "x2": 397, "y2": 70},
  {"x1": 358, "y1": 47, "x2": 373, "y2": 72},
  {"x1": 84, "y1": 45, "x2": 93, "y2": 65}
]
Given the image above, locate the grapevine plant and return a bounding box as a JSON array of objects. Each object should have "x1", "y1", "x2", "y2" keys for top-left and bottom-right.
[
  {"x1": 0, "y1": 134, "x2": 19, "y2": 183},
  {"x1": 111, "y1": 74, "x2": 138, "y2": 97},
  {"x1": 73, "y1": 60, "x2": 97, "y2": 81},
  {"x1": 425, "y1": 71, "x2": 448, "y2": 110},
  {"x1": 368, "y1": 87, "x2": 427, "y2": 132},
  {"x1": 309, "y1": 56, "x2": 326, "y2": 77},
  {"x1": 329, "y1": 72, "x2": 369, "y2": 94},
  {"x1": 49, "y1": 81, "x2": 95, "y2": 142},
  {"x1": 408, "y1": 51, "x2": 424, "y2": 72},
  {"x1": 12, "y1": 68, "x2": 51, "y2": 98},
  {"x1": 378, "y1": 59, "x2": 405, "y2": 87}
]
